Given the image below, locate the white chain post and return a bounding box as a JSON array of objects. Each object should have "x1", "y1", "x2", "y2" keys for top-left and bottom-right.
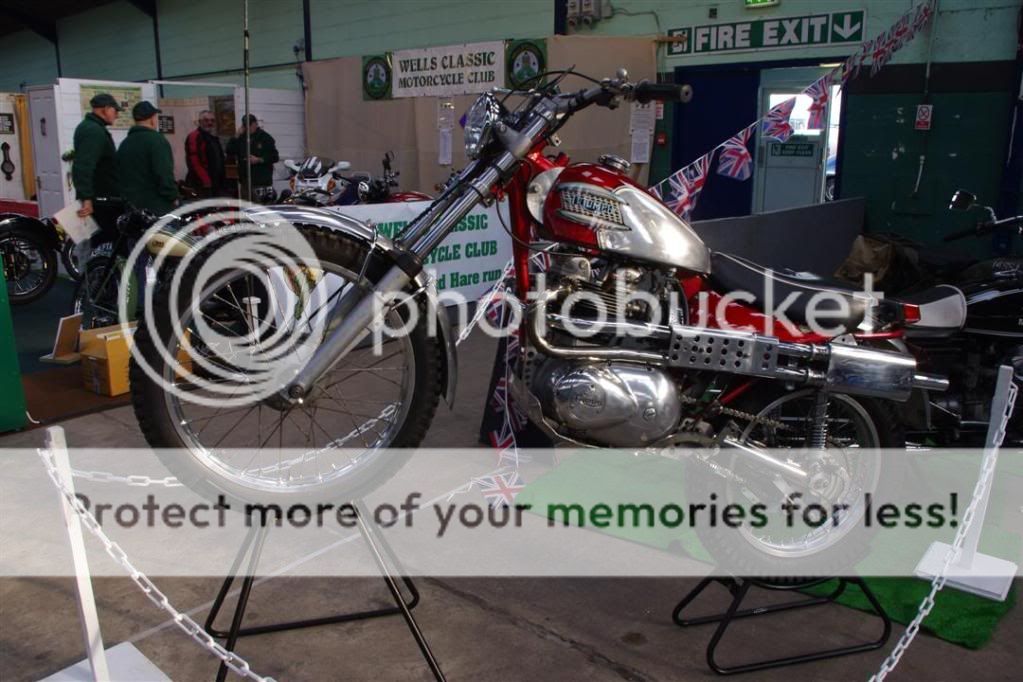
[
  {"x1": 37, "y1": 432, "x2": 276, "y2": 682},
  {"x1": 48, "y1": 427, "x2": 112, "y2": 682},
  {"x1": 870, "y1": 369, "x2": 1018, "y2": 681}
]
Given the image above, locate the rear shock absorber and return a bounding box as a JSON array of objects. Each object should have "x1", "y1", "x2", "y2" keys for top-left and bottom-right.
[{"x1": 808, "y1": 390, "x2": 830, "y2": 449}]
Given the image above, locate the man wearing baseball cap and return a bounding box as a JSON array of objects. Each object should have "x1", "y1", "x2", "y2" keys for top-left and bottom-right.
[
  {"x1": 116, "y1": 101, "x2": 179, "y2": 215},
  {"x1": 71, "y1": 93, "x2": 123, "y2": 227},
  {"x1": 226, "y1": 113, "x2": 279, "y2": 201}
]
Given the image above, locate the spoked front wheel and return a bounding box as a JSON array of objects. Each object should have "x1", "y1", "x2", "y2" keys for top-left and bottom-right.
[{"x1": 130, "y1": 226, "x2": 442, "y2": 505}]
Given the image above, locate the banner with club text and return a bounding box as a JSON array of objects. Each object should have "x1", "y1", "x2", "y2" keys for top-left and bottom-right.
[{"x1": 328, "y1": 200, "x2": 513, "y2": 302}]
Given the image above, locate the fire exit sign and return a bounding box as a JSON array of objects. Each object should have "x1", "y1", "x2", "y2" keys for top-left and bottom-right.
[{"x1": 668, "y1": 10, "x2": 866, "y2": 56}]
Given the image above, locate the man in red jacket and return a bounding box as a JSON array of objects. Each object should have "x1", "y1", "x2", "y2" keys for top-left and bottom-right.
[{"x1": 184, "y1": 110, "x2": 225, "y2": 197}]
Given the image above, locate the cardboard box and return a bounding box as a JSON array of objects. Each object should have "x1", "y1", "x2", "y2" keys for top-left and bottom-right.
[{"x1": 80, "y1": 323, "x2": 136, "y2": 396}]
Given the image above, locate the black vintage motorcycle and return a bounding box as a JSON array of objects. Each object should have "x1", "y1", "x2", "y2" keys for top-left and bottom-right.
[
  {"x1": 1, "y1": 212, "x2": 81, "y2": 305},
  {"x1": 888, "y1": 190, "x2": 1022, "y2": 445}
]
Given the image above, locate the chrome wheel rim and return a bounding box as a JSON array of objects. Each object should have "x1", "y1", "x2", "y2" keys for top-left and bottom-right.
[
  {"x1": 161, "y1": 261, "x2": 416, "y2": 493},
  {"x1": 733, "y1": 390, "x2": 882, "y2": 559}
]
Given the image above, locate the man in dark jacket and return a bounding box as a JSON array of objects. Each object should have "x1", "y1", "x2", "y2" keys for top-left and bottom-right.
[
  {"x1": 227, "y1": 114, "x2": 279, "y2": 201},
  {"x1": 185, "y1": 110, "x2": 225, "y2": 196},
  {"x1": 72, "y1": 93, "x2": 122, "y2": 234},
  {"x1": 116, "y1": 101, "x2": 179, "y2": 215}
]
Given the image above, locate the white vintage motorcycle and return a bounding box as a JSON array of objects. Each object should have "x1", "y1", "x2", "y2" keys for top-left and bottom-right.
[{"x1": 129, "y1": 70, "x2": 950, "y2": 570}]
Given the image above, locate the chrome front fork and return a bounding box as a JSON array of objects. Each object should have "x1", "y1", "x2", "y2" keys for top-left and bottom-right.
[{"x1": 281, "y1": 155, "x2": 514, "y2": 401}]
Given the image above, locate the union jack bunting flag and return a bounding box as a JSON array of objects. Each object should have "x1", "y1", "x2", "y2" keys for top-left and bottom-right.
[
  {"x1": 484, "y1": 295, "x2": 506, "y2": 326},
  {"x1": 839, "y1": 52, "x2": 863, "y2": 85},
  {"x1": 804, "y1": 75, "x2": 831, "y2": 130},
  {"x1": 891, "y1": 13, "x2": 912, "y2": 50},
  {"x1": 762, "y1": 97, "x2": 796, "y2": 142},
  {"x1": 479, "y1": 471, "x2": 526, "y2": 508},
  {"x1": 488, "y1": 422, "x2": 516, "y2": 459},
  {"x1": 871, "y1": 32, "x2": 894, "y2": 76},
  {"x1": 913, "y1": 0, "x2": 935, "y2": 34},
  {"x1": 716, "y1": 126, "x2": 754, "y2": 181},
  {"x1": 490, "y1": 376, "x2": 510, "y2": 412},
  {"x1": 663, "y1": 154, "x2": 711, "y2": 220}
]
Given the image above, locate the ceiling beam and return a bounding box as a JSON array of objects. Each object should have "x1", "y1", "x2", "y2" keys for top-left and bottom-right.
[{"x1": 0, "y1": 8, "x2": 57, "y2": 43}]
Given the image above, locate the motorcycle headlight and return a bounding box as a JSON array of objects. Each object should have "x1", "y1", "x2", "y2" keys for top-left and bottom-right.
[{"x1": 464, "y1": 92, "x2": 501, "y2": 160}]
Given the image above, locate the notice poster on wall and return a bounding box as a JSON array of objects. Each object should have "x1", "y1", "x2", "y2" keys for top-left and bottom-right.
[
  {"x1": 329, "y1": 200, "x2": 512, "y2": 301},
  {"x1": 391, "y1": 41, "x2": 505, "y2": 98},
  {"x1": 79, "y1": 84, "x2": 143, "y2": 129}
]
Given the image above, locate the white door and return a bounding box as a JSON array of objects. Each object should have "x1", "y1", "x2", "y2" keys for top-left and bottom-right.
[
  {"x1": 753, "y1": 68, "x2": 832, "y2": 213},
  {"x1": 28, "y1": 87, "x2": 63, "y2": 218}
]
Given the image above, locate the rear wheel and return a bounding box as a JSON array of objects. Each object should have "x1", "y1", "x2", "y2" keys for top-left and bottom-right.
[
  {"x1": 130, "y1": 226, "x2": 443, "y2": 505},
  {"x1": 685, "y1": 387, "x2": 903, "y2": 577}
]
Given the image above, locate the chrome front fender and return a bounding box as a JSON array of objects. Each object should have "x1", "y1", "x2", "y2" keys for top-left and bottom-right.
[{"x1": 247, "y1": 204, "x2": 458, "y2": 407}]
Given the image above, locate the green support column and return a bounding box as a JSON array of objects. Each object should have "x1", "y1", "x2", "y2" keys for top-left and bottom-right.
[{"x1": 0, "y1": 268, "x2": 27, "y2": 432}]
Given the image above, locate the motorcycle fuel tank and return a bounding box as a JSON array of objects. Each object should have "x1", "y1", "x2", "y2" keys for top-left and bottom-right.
[
  {"x1": 538, "y1": 163, "x2": 710, "y2": 274},
  {"x1": 962, "y1": 282, "x2": 1023, "y2": 337}
]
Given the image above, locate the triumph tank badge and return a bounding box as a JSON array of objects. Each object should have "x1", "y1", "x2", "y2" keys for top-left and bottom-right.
[{"x1": 556, "y1": 183, "x2": 628, "y2": 231}]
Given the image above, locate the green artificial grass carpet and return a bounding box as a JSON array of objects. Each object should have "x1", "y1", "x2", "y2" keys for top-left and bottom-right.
[{"x1": 516, "y1": 449, "x2": 1017, "y2": 649}]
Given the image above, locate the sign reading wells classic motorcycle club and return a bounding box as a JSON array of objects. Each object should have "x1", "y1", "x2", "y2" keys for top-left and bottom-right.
[
  {"x1": 363, "y1": 39, "x2": 546, "y2": 100},
  {"x1": 393, "y1": 41, "x2": 505, "y2": 98},
  {"x1": 329, "y1": 200, "x2": 512, "y2": 301},
  {"x1": 668, "y1": 10, "x2": 866, "y2": 56}
]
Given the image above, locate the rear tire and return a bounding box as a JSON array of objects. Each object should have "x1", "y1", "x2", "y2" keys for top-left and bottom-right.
[{"x1": 684, "y1": 387, "x2": 904, "y2": 577}]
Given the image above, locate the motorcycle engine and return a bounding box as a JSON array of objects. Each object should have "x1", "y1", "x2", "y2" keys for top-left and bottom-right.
[
  {"x1": 528, "y1": 255, "x2": 686, "y2": 447},
  {"x1": 532, "y1": 359, "x2": 682, "y2": 446}
]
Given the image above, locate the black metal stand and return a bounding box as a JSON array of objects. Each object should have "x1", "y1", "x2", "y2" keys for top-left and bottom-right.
[
  {"x1": 672, "y1": 577, "x2": 891, "y2": 675},
  {"x1": 205, "y1": 501, "x2": 445, "y2": 682}
]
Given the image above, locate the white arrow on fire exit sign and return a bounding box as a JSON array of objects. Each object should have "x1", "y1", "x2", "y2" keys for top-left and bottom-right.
[
  {"x1": 668, "y1": 9, "x2": 867, "y2": 56},
  {"x1": 832, "y1": 12, "x2": 863, "y2": 40}
]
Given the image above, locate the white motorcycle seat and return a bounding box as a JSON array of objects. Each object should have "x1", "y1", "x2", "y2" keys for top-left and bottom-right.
[{"x1": 901, "y1": 284, "x2": 967, "y2": 338}]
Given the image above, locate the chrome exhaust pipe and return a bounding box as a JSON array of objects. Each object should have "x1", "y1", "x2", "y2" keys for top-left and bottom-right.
[
  {"x1": 532, "y1": 285, "x2": 943, "y2": 403},
  {"x1": 912, "y1": 372, "x2": 950, "y2": 393}
]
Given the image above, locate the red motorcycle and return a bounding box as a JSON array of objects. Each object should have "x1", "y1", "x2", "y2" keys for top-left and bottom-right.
[{"x1": 131, "y1": 70, "x2": 947, "y2": 570}]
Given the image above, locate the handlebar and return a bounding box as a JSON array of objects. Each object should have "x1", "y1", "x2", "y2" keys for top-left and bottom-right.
[
  {"x1": 553, "y1": 75, "x2": 694, "y2": 117},
  {"x1": 943, "y1": 226, "x2": 977, "y2": 242},
  {"x1": 634, "y1": 80, "x2": 692, "y2": 104},
  {"x1": 944, "y1": 215, "x2": 1023, "y2": 241}
]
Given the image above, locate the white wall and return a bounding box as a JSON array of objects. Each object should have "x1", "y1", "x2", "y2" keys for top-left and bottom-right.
[{"x1": 0, "y1": 94, "x2": 27, "y2": 201}]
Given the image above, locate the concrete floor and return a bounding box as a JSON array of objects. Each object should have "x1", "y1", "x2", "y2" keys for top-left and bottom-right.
[{"x1": 1, "y1": 333, "x2": 1019, "y2": 681}]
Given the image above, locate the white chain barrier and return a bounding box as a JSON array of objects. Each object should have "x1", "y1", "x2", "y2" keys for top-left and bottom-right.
[
  {"x1": 869, "y1": 378, "x2": 1018, "y2": 681},
  {"x1": 36, "y1": 446, "x2": 277, "y2": 682},
  {"x1": 67, "y1": 469, "x2": 182, "y2": 487}
]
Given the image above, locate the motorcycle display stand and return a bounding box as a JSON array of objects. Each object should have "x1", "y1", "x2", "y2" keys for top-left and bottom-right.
[
  {"x1": 205, "y1": 502, "x2": 445, "y2": 682},
  {"x1": 671, "y1": 576, "x2": 891, "y2": 675},
  {"x1": 914, "y1": 365, "x2": 1018, "y2": 602}
]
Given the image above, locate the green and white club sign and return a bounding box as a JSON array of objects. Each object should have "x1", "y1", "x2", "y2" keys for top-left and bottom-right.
[{"x1": 329, "y1": 201, "x2": 513, "y2": 302}]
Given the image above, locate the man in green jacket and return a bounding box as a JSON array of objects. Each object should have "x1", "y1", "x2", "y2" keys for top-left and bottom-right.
[
  {"x1": 227, "y1": 114, "x2": 279, "y2": 201},
  {"x1": 116, "y1": 101, "x2": 179, "y2": 215},
  {"x1": 72, "y1": 93, "x2": 122, "y2": 232}
]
